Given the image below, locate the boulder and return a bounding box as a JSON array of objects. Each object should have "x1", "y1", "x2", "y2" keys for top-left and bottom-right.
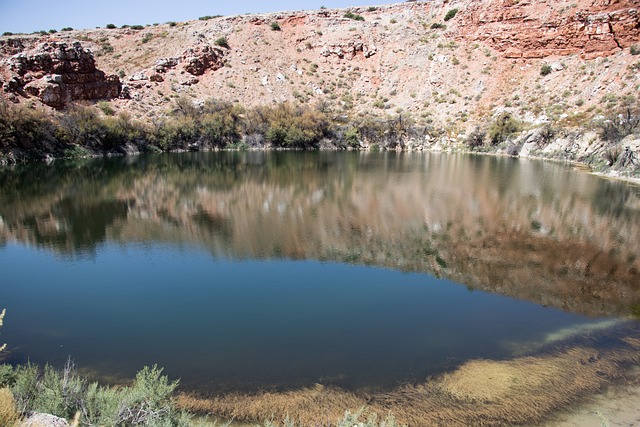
[{"x1": 21, "y1": 412, "x2": 69, "y2": 427}]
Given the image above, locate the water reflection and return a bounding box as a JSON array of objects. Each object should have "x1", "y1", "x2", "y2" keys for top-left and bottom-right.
[{"x1": 1, "y1": 151, "x2": 639, "y2": 316}]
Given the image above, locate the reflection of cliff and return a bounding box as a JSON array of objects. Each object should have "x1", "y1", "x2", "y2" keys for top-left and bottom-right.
[{"x1": 1, "y1": 152, "x2": 639, "y2": 316}]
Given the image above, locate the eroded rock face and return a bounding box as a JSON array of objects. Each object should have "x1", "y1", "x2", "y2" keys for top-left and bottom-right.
[
  {"x1": 458, "y1": 0, "x2": 640, "y2": 59},
  {"x1": 3, "y1": 42, "x2": 121, "y2": 108},
  {"x1": 182, "y1": 45, "x2": 225, "y2": 75}
]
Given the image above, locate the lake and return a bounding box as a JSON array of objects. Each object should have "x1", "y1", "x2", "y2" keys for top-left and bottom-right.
[{"x1": 0, "y1": 151, "x2": 638, "y2": 393}]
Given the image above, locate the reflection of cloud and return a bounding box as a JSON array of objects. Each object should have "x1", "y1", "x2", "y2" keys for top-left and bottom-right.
[
  {"x1": 543, "y1": 319, "x2": 622, "y2": 344},
  {"x1": 501, "y1": 319, "x2": 624, "y2": 356}
]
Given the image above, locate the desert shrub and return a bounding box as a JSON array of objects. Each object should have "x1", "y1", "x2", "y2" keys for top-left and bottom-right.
[
  {"x1": 487, "y1": 113, "x2": 521, "y2": 145},
  {"x1": 603, "y1": 145, "x2": 622, "y2": 166},
  {"x1": 540, "y1": 64, "x2": 552, "y2": 76},
  {"x1": 167, "y1": 21, "x2": 177, "y2": 27},
  {"x1": 214, "y1": 37, "x2": 230, "y2": 49},
  {"x1": 130, "y1": 25, "x2": 144, "y2": 30},
  {"x1": 199, "y1": 15, "x2": 221, "y2": 20},
  {"x1": 538, "y1": 123, "x2": 556, "y2": 145},
  {"x1": 97, "y1": 101, "x2": 115, "y2": 116},
  {"x1": 596, "y1": 104, "x2": 640, "y2": 143},
  {"x1": 106, "y1": 23, "x2": 116, "y2": 29},
  {"x1": 444, "y1": 8, "x2": 459, "y2": 21},
  {"x1": 343, "y1": 127, "x2": 361, "y2": 147},
  {"x1": 465, "y1": 126, "x2": 486, "y2": 148},
  {"x1": 61, "y1": 27, "x2": 73, "y2": 31},
  {"x1": 430, "y1": 22, "x2": 446, "y2": 29},
  {"x1": 101, "y1": 112, "x2": 144, "y2": 149},
  {"x1": 0, "y1": 388, "x2": 19, "y2": 427},
  {"x1": 57, "y1": 106, "x2": 105, "y2": 147},
  {"x1": 257, "y1": 103, "x2": 329, "y2": 148},
  {"x1": 3, "y1": 362, "x2": 190, "y2": 426},
  {"x1": 630, "y1": 44, "x2": 640, "y2": 55},
  {"x1": 0, "y1": 102, "x2": 57, "y2": 150},
  {"x1": 152, "y1": 116, "x2": 200, "y2": 150},
  {"x1": 199, "y1": 101, "x2": 243, "y2": 147},
  {"x1": 2, "y1": 32, "x2": 13, "y2": 36},
  {"x1": 344, "y1": 11, "x2": 365, "y2": 21},
  {"x1": 10, "y1": 363, "x2": 38, "y2": 414},
  {"x1": 270, "y1": 22, "x2": 281, "y2": 31}
]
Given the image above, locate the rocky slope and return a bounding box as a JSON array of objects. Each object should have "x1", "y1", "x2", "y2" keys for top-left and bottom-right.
[
  {"x1": 0, "y1": 0, "x2": 638, "y2": 117},
  {"x1": 0, "y1": 0, "x2": 639, "y2": 170}
]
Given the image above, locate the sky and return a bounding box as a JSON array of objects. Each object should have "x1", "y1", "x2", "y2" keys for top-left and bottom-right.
[{"x1": 0, "y1": 0, "x2": 394, "y2": 34}]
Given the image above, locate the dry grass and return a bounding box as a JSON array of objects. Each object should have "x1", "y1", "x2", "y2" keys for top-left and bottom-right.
[
  {"x1": 178, "y1": 334, "x2": 640, "y2": 426},
  {"x1": 178, "y1": 384, "x2": 366, "y2": 425},
  {"x1": 0, "y1": 388, "x2": 20, "y2": 427}
]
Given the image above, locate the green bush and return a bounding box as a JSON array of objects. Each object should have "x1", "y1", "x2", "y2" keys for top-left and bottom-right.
[
  {"x1": 540, "y1": 64, "x2": 552, "y2": 76},
  {"x1": 61, "y1": 27, "x2": 73, "y2": 31},
  {"x1": 130, "y1": 25, "x2": 144, "y2": 30},
  {"x1": 2, "y1": 32, "x2": 13, "y2": 36},
  {"x1": 430, "y1": 22, "x2": 445, "y2": 29},
  {"x1": 2, "y1": 362, "x2": 191, "y2": 426},
  {"x1": 465, "y1": 126, "x2": 486, "y2": 148},
  {"x1": 630, "y1": 44, "x2": 640, "y2": 55},
  {"x1": 0, "y1": 101, "x2": 57, "y2": 150},
  {"x1": 344, "y1": 11, "x2": 365, "y2": 21},
  {"x1": 97, "y1": 101, "x2": 115, "y2": 116},
  {"x1": 444, "y1": 8, "x2": 459, "y2": 21},
  {"x1": 106, "y1": 23, "x2": 116, "y2": 29},
  {"x1": 270, "y1": 22, "x2": 281, "y2": 31},
  {"x1": 487, "y1": 113, "x2": 521, "y2": 145},
  {"x1": 343, "y1": 127, "x2": 361, "y2": 148},
  {"x1": 260, "y1": 103, "x2": 330, "y2": 148},
  {"x1": 214, "y1": 37, "x2": 230, "y2": 48}
]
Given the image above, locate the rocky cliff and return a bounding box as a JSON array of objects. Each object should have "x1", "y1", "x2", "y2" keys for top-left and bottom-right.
[{"x1": 2, "y1": 41, "x2": 121, "y2": 108}]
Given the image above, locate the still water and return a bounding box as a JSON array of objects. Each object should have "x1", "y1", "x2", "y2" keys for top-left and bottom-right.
[{"x1": 0, "y1": 151, "x2": 638, "y2": 393}]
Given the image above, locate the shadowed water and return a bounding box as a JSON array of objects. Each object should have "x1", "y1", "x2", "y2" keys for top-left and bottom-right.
[{"x1": 0, "y1": 151, "x2": 638, "y2": 393}]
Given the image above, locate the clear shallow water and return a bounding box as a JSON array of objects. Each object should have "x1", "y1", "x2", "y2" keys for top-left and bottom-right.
[{"x1": 0, "y1": 151, "x2": 638, "y2": 393}]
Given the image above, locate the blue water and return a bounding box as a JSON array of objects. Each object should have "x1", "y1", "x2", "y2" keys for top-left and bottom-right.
[
  {"x1": 1, "y1": 240, "x2": 602, "y2": 392},
  {"x1": 0, "y1": 151, "x2": 637, "y2": 393}
]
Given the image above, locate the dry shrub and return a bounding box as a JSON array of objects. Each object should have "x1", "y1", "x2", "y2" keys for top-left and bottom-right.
[
  {"x1": 0, "y1": 388, "x2": 19, "y2": 427},
  {"x1": 178, "y1": 332, "x2": 640, "y2": 426}
]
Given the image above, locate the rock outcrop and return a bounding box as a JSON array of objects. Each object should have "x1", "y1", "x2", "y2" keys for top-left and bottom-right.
[
  {"x1": 2, "y1": 42, "x2": 121, "y2": 108},
  {"x1": 458, "y1": 0, "x2": 640, "y2": 59},
  {"x1": 182, "y1": 45, "x2": 226, "y2": 75}
]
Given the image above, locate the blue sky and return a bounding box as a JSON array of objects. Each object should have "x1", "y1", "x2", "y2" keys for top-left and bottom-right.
[{"x1": 0, "y1": 0, "x2": 393, "y2": 34}]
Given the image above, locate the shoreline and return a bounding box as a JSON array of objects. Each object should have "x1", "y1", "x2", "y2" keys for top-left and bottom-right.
[{"x1": 2, "y1": 142, "x2": 639, "y2": 186}]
